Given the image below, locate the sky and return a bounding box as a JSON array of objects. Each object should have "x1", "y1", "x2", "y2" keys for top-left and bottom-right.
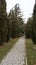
[{"x1": 6, "y1": 0, "x2": 35, "y2": 23}]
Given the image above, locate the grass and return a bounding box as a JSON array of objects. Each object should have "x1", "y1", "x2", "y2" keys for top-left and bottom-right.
[
  {"x1": 0, "y1": 38, "x2": 18, "y2": 63},
  {"x1": 26, "y1": 39, "x2": 36, "y2": 65},
  {"x1": 33, "y1": 44, "x2": 36, "y2": 64}
]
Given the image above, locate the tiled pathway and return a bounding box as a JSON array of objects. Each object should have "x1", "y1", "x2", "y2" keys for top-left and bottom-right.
[{"x1": 0, "y1": 37, "x2": 26, "y2": 65}]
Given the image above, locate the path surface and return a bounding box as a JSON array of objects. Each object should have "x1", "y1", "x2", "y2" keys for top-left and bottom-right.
[{"x1": 0, "y1": 37, "x2": 26, "y2": 65}]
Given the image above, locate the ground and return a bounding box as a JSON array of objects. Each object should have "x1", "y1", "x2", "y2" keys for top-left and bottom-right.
[
  {"x1": 0, "y1": 38, "x2": 18, "y2": 62},
  {"x1": 26, "y1": 39, "x2": 36, "y2": 65},
  {"x1": 0, "y1": 37, "x2": 26, "y2": 65}
]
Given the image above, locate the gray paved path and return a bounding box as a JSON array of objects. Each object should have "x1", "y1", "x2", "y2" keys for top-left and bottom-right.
[{"x1": 0, "y1": 37, "x2": 26, "y2": 65}]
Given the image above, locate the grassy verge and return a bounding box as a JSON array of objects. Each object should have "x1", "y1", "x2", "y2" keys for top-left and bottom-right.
[
  {"x1": 26, "y1": 39, "x2": 36, "y2": 65},
  {"x1": 0, "y1": 38, "x2": 18, "y2": 62},
  {"x1": 33, "y1": 44, "x2": 36, "y2": 64}
]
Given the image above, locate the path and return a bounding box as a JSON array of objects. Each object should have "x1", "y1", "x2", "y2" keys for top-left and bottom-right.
[{"x1": 0, "y1": 36, "x2": 26, "y2": 65}]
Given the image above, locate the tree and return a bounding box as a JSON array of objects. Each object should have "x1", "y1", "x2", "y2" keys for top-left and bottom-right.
[
  {"x1": 9, "y1": 9, "x2": 16, "y2": 38},
  {"x1": 32, "y1": 3, "x2": 36, "y2": 43},
  {"x1": 18, "y1": 18, "x2": 25, "y2": 33},
  {"x1": 25, "y1": 18, "x2": 33, "y2": 38},
  {"x1": 6, "y1": 16, "x2": 10, "y2": 42},
  {"x1": 9, "y1": 4, "x2": 25, "y2": 38},
  {"x1": 0, "y1": 0, "x2": 6, "y2": 14},
  {"x1": 0, "y1": 0, "x2": 8, "y2": 45}
]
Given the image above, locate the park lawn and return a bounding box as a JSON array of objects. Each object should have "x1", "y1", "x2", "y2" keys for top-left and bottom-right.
[
  {"x1": 0, "y1": 38, "x2": 18, "y2": 62},
  {"x1": 26, "y1": 39, "x2": 36, "y2": 65}
]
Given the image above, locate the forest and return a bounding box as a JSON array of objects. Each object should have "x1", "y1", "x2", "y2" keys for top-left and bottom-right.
[
  {"x1": 0, "y1": 0, "x2": 36, "y2": 45},
  {"x1": 0, "y1": 0, "x2": 25, "y2": 45}
]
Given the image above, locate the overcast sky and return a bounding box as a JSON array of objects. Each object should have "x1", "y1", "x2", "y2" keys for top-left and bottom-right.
[{"x1": 6, "y1": 0, "x2": 35, "y2": 23}]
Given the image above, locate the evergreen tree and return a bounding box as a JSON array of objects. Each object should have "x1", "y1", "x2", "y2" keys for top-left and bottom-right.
[
  {"x1": 25, "y1": 18, "x2": 33, "y2": 38},
  {"x1": 0, "y1": 0, "x2": 6, "y2": 14},
  {"x1": 9, "y1": 4, "x2": 25, "y2": 38},
  {"x1": 32, "y1": 3, "x2": 36, "y2": 43},
  {"x1": 0, "y1": 0, "x2": 8, "y2": 45}
]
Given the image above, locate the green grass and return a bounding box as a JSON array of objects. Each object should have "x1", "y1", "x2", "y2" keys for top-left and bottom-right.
[
  {"x1": 26, "y1": 39, "x2": 36, "y2": 65},
  {"x1": 0, "y1": 38, "x2": 18, "y2": 63},
  {"x1": 33, "y1": 44, "x2": 36, "y2": 64}
]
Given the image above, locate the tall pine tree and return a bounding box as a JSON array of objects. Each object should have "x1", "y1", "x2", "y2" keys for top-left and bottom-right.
[
  {"x1": 32, "y1": 3, "x2": 36, "y2": 43},
  {"x1": 0, "y1": 0, "x2": 8, "y2": 45}
]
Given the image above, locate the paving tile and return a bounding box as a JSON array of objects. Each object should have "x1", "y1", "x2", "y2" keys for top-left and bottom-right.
[{"x1": 0, "y1": 37, "x2": 26, "y2": 65}]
